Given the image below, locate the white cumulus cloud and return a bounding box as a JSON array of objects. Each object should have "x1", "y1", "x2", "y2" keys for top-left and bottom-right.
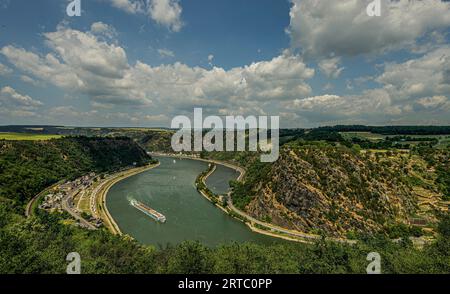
[
  {"x1": 109, "y1": 0, "x2": 144, "y2": 14},
  {"x1": 0, "y1": 86, "x2": 42, "y2": 109},
  {"x1": 288, "y1": 0, "x2": 450, "y2": 57},
  {"x1": 108, "y1": 0, "x2": 183, "y2": 32},
  {"x1": 1, "y1": 25, "x2": 315, "y2": 120},
  {"x1": 0, "y1": 62, "x2": 12, "y2": 76},
  {"x1": 90, "y1": 22, "x2": 118, "y2": 39},
  {"x1": 148, "y1": 0, "x2": 183, "y2": 32},
  {"x1": 318, "y1": 57, "x2": 344, "y2": 78},
  {"x1": 376, "y1": 46, "x2": 450, "y2": 101}
]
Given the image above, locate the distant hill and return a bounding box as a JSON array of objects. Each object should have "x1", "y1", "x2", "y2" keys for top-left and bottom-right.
[
  {"x1": 314, "y1": 125, "x2": 450, "y2": 135},
  {"x1": 0, "y1": 125, "x2": 170, "y2": 137},
  {"x1": 2, "y1": 125, "x2": 449, "y2": 136}
]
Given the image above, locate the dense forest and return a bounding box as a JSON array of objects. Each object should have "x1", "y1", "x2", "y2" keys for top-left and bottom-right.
[
  {"x1": 0, "y1": 137, "x2": 152, "y2": 207},
  {"x1": 0, "y1": 200, "x2": 449, "y2": 273}
]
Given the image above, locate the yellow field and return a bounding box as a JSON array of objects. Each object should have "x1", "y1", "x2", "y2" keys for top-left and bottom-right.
[
  {"x1": 114, "y1": 127, "x2": 172, "y2": 132},
  {"x1": 0, "y1": 132, "x2": 63, "y2": 141}
]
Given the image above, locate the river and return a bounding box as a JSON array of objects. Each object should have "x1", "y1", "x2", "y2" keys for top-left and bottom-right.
[{"x1": 106, "y1": 156, "x2": 281, "y2": 247}]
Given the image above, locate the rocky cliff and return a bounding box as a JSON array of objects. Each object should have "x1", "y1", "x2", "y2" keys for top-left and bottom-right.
[{"x1": 236, "y1": 142, "x2": 446, "y2": 237}]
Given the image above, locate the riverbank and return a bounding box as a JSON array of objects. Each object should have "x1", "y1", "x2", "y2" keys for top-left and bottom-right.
[
  {"x1": 25, "y1": 163, "x2": 159, "y2": 234},
  {"x1": 150, "y1": 153, "x2": 246, "y2": 180},
  {"x1": 195, "y1": 163, "x2": 230, "y2": 215},
  {"x1": 107, "y1": 156, "x2": 280, "y2": 246},
  {"x1": 150, "y1": 153, "x2": 345, "y2": 244},
  {"x1": 95, "y1": 163, "x2": 160, "y2": 235}
]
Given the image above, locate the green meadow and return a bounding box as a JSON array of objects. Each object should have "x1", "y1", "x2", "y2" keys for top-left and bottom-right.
[{"x1": 0, "y1": 132, "x2": 63, "y2": 141}]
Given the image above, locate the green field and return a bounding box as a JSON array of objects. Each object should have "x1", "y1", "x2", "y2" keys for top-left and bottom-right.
[
  {"x1": 0, "y1": 132, "x2": 63, "y2": 141},
  {"x1": 341, "y1": 132, "x2": 450, "y2": 147},
  {"x1": 436, "y1": 136, "x2": 450, "y2": 149},
  {"x1": 340, "y1": 132, "x2": 385, "y2": 141}
]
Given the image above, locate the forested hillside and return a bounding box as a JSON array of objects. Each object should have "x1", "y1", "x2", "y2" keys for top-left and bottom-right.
[
  {"x1": 0, "y1": 137, "x2": 151, "y2": 206},
  {"x1": 140, "y1": 130, "x2": 174, "y2": 153}
]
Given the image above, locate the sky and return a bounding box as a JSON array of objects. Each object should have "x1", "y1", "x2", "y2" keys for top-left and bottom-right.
[{"x1": 0, "y1": 0, "x2": 449, "y2": 128}]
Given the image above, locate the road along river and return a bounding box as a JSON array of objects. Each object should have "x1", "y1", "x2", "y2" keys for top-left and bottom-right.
[{"x1": 106, "y1": 156, "x2": 281, "y2": 247}]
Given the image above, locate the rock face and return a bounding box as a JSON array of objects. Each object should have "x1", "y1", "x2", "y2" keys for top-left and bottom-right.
[{"x1": 244, "y1": 144, "x2": 441, "y2": 237}]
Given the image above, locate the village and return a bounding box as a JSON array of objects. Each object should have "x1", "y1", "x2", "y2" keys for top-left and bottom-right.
[{"x1": 39, "y1": 172, "x2": 104, "y2": 229}]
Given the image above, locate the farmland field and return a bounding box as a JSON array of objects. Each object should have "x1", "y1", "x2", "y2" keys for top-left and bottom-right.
[
  {"x1": 436, "y1": 136, "x2": 450, "y2": 149},
  {"x1": 0, "y1": 132, "x2": 63, "y2": 141},
  {"x1": 339, "y1": 132, "x2": 385, "y2": 141},
  {"x1": 341, "y1": 132, "x2": 450, "y2": 147}
]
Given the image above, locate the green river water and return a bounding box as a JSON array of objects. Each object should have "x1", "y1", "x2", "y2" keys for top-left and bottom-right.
[{"x1": 106, "y1": 156, "x2": 280, "y2": 247}]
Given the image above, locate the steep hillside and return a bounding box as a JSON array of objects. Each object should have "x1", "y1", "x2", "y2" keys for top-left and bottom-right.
[
  {"x1": 141, "y1": 130, "x2": 174, "y2": 153},
  {"x1": 0, "y1": 137, "x2": 152, "y2": 205},
  {"x1": 414, "y1": 146, "x2": 450, "y2": 201},
  {"x1": 232, "y1": 141, "x2": 448, "y2": 238}
]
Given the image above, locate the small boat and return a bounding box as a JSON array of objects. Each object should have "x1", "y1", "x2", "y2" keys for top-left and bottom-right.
[{"x1": 130, "y1": 199, "x2": 166, "y2": 223}]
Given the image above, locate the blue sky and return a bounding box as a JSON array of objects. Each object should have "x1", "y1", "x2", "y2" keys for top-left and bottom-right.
[{"x1": 0, "y1": 0, "x2": 449, "y2": 127}]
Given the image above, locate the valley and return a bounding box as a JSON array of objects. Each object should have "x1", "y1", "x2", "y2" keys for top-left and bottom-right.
[{"x1": 0, "y1": 125, "x2": 449, "y2": 273}]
